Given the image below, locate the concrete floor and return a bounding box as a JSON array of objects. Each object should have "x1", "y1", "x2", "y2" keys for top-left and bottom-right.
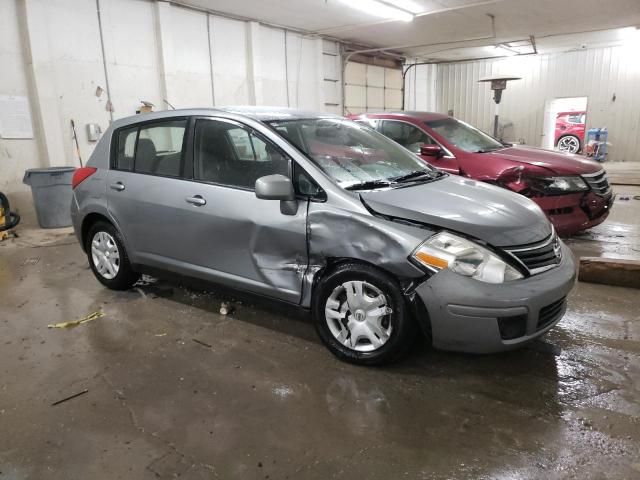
[{"x1": 1, "y1": 189, "x2": 640, "y2": 480}]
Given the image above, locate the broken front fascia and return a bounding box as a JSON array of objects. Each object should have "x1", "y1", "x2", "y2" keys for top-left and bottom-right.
[
  {"x1": 491, "y1": 166, "x2": 611, "y2": 235},
  {"x1": 299, "y1": 201, "x2": 434, "y2": 308},
  {"x1": 493, "y1": 166, "x2": 589, "y2": 197}
]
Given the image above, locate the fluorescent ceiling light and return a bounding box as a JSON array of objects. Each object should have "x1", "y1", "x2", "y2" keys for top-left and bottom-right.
[{"x1": 338, "y1": 0, "x2": 415, "y2": 22}]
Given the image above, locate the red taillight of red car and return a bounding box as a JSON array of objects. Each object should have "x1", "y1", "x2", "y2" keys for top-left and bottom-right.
[{"x1": 72, "y1": 167, "x2": 97, "y2": 189}]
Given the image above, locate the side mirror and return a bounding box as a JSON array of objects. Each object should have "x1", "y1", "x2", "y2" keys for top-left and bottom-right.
[
  {"x1": 255, "y1": 174, "x2": 295, "y2": 200},
  {"x1": 255, "y1": 174, "x2": 298, "y2": 215},
  {"x1": 420, "y1": 144, "x2": 443, "y2": 157}
]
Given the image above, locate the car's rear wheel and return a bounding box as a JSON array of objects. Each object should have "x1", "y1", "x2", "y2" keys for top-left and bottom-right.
[
  {"x1": 86, "y1": 221, "x2": 139, "y2": 290},
  {"x1": 557, "y1": 135, "x2": 581, "y2": 153},
  {"x1": 312, "y1": 262, "x2": 416, "y2": 365}
]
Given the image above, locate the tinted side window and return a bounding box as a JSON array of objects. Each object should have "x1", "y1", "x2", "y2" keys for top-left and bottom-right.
[
  {"x1": 194, "y1": 119, "x2": 290, "y2": 190},
  {"x1": 355, "y1": 118, "x2": 379, "y2": 130},
  {"x1": 380, "y1": 121, "x2": 434, "y2": 153},
  {"x1": 135, "y1": 120, "x2": 187, "y2": 177},
  {"x1": 115, "y1": 127, "x2": 137, "y2": 171}
]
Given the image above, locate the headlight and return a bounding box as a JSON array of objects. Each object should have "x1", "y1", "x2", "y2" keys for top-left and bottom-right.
[
  {"x1": 412, "y1": 232, "x2": 524, "y2": 283},
  {"x1": 536, "y1": 176, "x2": 589, "y2": 194}
]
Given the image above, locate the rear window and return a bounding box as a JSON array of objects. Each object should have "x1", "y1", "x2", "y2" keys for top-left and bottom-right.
[
  {"x1": 135, "y1": 120, "x2": 187, "y2": 177},
  {"x1": 115, "y1": 127, "x2": 137, "y2": 171},
  {"x1": 112, "y1": 119, "x2": 187, "y2": 177}
]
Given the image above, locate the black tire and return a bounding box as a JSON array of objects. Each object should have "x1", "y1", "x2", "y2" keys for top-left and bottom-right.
[
  {"x1": 86, "y1": 221, "x2": 139, "y2": 290},
  {"x1": 312, "y1": 262, "x2": 417, "y2": 366}
]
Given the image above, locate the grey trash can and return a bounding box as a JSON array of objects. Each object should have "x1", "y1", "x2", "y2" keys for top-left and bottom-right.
[{"x1": 23, "y1": 166, "x2": 76, "y2": 228}]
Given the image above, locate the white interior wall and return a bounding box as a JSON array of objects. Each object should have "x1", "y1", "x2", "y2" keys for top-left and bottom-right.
[
  {"x1": 1, "y1": 0, "x2": 343, "y2": 214},
  {"x1": 210, "y1": 16, "x2": 251, "y2": 105},
  {"x1": 159, "y1": 4, "x2": 214, "y2": 108},
  {"x1": 254, "y1": 25, "x2": 288, "y2": 106},
  {"x1": 101, "y1": 0, "x2": 164, "y2": 117},
  {"x1": 406, "y1": 46, "x2": 640, "y2": 162},
  {"x1": 285, "y1": 32, "x2": 323, "y2": 110},
  {"x1": 25, "y1": 0, "x2": 112, "y2": 168},
  {"x1": 0, "y1": 0, "x2": 41, "y2": 205}
]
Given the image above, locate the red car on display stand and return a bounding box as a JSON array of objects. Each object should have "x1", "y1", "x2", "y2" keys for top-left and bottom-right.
[
  {"x1": 555, "y1": 111, "x2": 586, "y2": 154},
  {"x1": 350, "y1": 111, "x2": 612, "y2": 236}
]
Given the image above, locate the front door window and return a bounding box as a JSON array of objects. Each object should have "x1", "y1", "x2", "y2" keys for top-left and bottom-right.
[{"x1": 379, "y1": 121, "x2": 435, "y2": 154}]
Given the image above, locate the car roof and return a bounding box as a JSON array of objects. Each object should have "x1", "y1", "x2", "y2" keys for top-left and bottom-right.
[
  {"x1": 218, "y1": 106, "x2": 339, "y2": 121},
  {"x1": 108, "y1": 106, "x2": 340, "y2": 130},
  {"x1": 353, "y1": 111, "x2": 451, "y2": 122}
]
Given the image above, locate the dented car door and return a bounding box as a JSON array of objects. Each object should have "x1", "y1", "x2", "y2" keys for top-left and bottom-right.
[{"x1": 176, "y1": 117, "x2": 308, "y2": 303}]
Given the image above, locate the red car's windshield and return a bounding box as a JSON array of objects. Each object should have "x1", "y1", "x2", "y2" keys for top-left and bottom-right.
[
  {"x1": 268, "y1": 118, "x2": 438, "y2": 190},
  {"x1": 426, "y1": 117, "x2": 505, "y2": 153}
]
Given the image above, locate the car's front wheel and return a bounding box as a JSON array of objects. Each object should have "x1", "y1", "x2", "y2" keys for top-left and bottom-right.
[
  {"x1": 556, "y1": 135, "x2": 581, "y2": 153},
  {"x1": 86, "y1": 221, "x2": 139, "y2": 290},
  {"x1": 312, "y1": 263, "x2": 416, "y2": 365}
]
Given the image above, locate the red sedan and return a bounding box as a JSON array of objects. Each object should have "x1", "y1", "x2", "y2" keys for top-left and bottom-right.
[
  {"x1": 555, "y1": 111, "x2": 586, "y2": 154},
  {"x1": 350, "y1": 112, "x2": 612, "y2": 236}
]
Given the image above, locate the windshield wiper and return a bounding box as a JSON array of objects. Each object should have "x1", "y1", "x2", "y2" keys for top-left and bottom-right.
[
  {"x1": 391, "y1": 170, "x2": 438, "y2": 183},
  {"x1": 344, "y1": 180, "x2": 395, "y2": 191}
]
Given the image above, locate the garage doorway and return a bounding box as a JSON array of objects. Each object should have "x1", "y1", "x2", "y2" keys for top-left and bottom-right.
[
  {"x1": 344, "y1": 62, "x2": 403, "y2": 115},
  {"x1": 542, "y1": 97, "x2": 588, "y2": 152}
]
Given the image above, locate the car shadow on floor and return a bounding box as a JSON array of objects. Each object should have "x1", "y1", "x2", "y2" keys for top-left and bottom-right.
[
  {"x1": 133, "y1": 272, "x2": 318, "y2": 344},
  {"x1": 134, "y1": 273, "x2": 562, "y2": 391}
]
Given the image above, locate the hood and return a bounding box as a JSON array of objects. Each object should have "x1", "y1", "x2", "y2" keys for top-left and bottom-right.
[
  {"x1": 485, "y1": 145, "x2": 602, "y2": 175},
  {"x1": 360, "y1": 175, "x2": 552, "y2": 247}
]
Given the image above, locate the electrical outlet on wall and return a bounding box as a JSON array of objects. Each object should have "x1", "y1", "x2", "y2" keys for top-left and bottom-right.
[{"x1": 86, "y1": 123, "x2": 102, "y2": 142}]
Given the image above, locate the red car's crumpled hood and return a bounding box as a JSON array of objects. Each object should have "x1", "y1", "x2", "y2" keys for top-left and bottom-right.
[{"x1": 484, "y1": 146, "x2": 602, "y2": 175}]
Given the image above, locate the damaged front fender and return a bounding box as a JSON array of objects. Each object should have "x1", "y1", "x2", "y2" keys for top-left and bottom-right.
[{"x1": 300, "y1": 201, "x2": 432, "y2": 307}]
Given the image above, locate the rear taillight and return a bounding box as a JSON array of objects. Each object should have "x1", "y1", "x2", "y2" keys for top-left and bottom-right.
[{"x1": 72, "y1": 167, "x2": 97, "y2": 189}]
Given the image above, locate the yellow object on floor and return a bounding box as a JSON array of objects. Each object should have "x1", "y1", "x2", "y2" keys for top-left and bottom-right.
[
  {"x1": 48, "y1": 310, "x2": 105, "y2": 329},
  {"x1": 0, "y1": 192, "x2": 20, "y2": 241},
  {"x1": 0, "y1": 206, "x2": 6, "y2": 241}
]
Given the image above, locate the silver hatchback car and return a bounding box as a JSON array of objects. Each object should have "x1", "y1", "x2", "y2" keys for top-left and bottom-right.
[{"x1": 71, "y1": 107, "x2": 576, "y2": 365}]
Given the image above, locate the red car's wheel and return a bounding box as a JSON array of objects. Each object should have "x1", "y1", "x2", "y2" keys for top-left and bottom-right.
[{"x1": 556, "y1": 135, "x2": 581, "y2": 154}]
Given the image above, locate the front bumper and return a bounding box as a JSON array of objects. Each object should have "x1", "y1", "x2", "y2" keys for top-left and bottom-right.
[
  {"x1": 535, "y1": 191, "x2": 612, "y2": 236},
  {"x1": 415, "y1": 243, "x2": 576, "y2": 353}
]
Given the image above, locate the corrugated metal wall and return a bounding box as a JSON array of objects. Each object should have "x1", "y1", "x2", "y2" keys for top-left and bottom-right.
[
  {"x1": 404, "y1": 62, "x2": 438, "y2": 111},
  {"x1": 407, "y1": 45, "x2": 640, "y2": 162}
]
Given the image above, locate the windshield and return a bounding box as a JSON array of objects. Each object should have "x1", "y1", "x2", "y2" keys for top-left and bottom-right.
[
  {"x1": 267, "y1": 118, "x2": 439, "y2": 190},
  {"x1": 425, "y1": 118, "x2": 504, "y2": 153}
]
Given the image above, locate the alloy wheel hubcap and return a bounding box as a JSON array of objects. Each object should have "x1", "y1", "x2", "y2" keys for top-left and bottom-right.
[
  {"x1": 558, "y1": 136, "x2": 579, "y2": 153},
  {"x1": 91, "y1": 231, "x2": 120, "y2": 280},
  {"x1": 325, "y1": 280, "x2": 393, "y2": 352}
]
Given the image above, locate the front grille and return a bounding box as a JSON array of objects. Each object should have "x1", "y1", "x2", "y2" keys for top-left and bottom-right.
[
  {"x1": 582, "y1": 170, "x2": 612, "y2": 196},
  {"x1": 537, "y1": 297, "x2": 566, "y2": 330},
  {"x1": 547, "y1": 206, "x2": 573, "y2": 215},
  {"x1": 505, "y1": 231, "x2": 562, "y2": 274}
]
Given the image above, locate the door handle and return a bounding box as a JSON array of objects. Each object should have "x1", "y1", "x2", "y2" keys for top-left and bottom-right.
[
  {"x1": 110, "y1": 182, "x2": 125, "y2": 191},
  {"x1": 185, "y1": 195, "x2": 206, "y2": 206}
]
